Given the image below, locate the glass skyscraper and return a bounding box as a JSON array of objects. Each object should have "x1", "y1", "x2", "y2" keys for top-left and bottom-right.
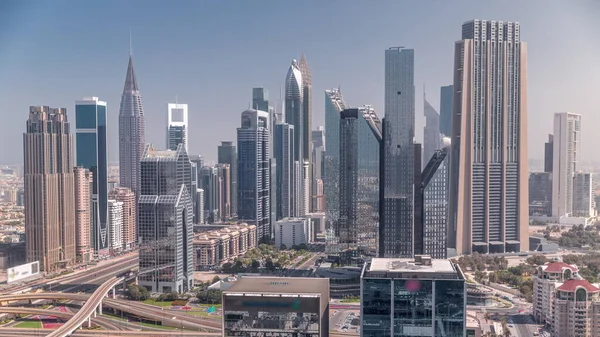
[
  {"x1": 138, "y1": 143, "x2": 194, "y2": 293},
  {"x1": 439, "y1": 85, "x2": 454, "y2": 137},
  {"x1": 274, "y1": 123, "x2": 295, "y2": 219},
  {"x1": 381, "y1": 47, "x2": 415, "y2": 258},
  {"x1": 166, "y1": 103, "x2": 188, "y2": 152},
  {"x1": 75, "y1": 97, "x2": 109, "y2": 256},
  {"x1": 324, "y1": 88, "x2": 346, "y2": 231},
  {"x1": 361, "y1": 257, "x2": 466, "y2": 337}
]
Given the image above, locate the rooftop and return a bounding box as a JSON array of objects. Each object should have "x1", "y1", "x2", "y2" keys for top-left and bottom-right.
[
  {"x1": 557, "y1": 279, "x2": 600, "y2": 293},
  {"x1": 542, "y1": 261, "x2": 578, "y2": 273},
  {"x1": 225, "y1": 277, "x2": 328, "y2": 295},
  {"x1": 368, "y1": 257, "x2": 456, "y2": 274}
]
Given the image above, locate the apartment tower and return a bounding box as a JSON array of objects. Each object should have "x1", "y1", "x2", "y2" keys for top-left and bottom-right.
[
  {"x1": 108, "y1": 187, "x2": 136, "y2": 250},
  {"x1": 74, "y1": 167, "x2": 93, "y2": 263},
  {"x1": 449, "y1": 20, "x2": 529, "y2": 254},
  {"x1": 552, "y1": 112, "x2": 581, "y2": 217},
  {"x1": 24, "y1": 106, "x2": 76, "y2": 272}
]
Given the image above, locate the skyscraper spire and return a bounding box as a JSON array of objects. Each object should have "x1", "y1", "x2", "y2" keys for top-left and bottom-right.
[{"x1": 129, "y1": 29, "x2": 132, "y2": 56}]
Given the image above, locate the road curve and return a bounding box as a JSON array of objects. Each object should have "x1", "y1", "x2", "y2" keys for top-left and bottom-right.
[{"x1": 0, "y1": 307, "x2": 120, "y2": 330}]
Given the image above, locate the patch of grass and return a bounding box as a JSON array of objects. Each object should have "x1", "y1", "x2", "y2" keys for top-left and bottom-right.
[
  {"x1": 142, "y1": 299, "x2": 174, "y2": 307},
  {"x1": 15, "y1": 320, "x2": 42, "y2": 328},
  {"x1": 340, "y1": 298, "x2": 360, "y2": 303},
  {"x1": 137, "y1": 321, "x2": 180, "y2": 330},
  {"x1": 101, "y1": 313, "x2": 128, "y2": 322}
]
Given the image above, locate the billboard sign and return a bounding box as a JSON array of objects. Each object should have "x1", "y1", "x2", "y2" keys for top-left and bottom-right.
[{"x1": 7, "y1": 261, "x2": 40, "y2": 283}]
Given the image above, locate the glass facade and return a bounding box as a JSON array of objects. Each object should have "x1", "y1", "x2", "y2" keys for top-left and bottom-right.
[
  {"x1": 76, "y1": 101, "x2": 109, "y2": 254},
  {"x1": 362, "y1": 277, "x2": 465, "y2": 337},
  {"x1": 324, "y1": 89, "x2": 346, "y2": 233}
]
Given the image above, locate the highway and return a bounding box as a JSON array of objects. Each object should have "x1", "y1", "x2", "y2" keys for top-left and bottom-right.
[
  {"x1": 47, "y1": 277, "x2": 124, "y2": 337},
  {"x1": 0, "y1": 307, "x2": 121, "y2": 330},
  {"x1": 0, "y1": 328, "x2": 357, "y2": 337}
]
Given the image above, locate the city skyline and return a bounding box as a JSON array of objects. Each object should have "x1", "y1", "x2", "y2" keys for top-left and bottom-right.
[{"x1": 1, "y1": 1, "x2": 598, "y2": 165}]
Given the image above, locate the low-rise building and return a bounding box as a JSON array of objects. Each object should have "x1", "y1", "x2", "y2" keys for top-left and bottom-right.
[
  {"x1": 533, "y1": 259, "x2": 578, "y2": 325},
  {"x1": 553, "y1": 277, "x2": 600, "y2": 337},
  {"x1": 274, "y1": 217, "x2": 311, "y2": 249},
  {"x1": 192, "y1": 222, "x2": 256, "y2": 269}
]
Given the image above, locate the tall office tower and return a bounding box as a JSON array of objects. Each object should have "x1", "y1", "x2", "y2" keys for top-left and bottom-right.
[
  {"x1": 381, "y1": 47, "x2": 415, "y2": 258},
  {"x1": 24, "y1": 106, "x2": 76, "y2": 272},
  {"x1": 217, "y1": 142, "x2": 237, "y2": 216},
  {"x1": 302, "y1": 160, "x2": 310, "y2": 215},
  {"x1": 107, "y1": 199, "x2": 123, "y2": 253},
  {"x1": 274, "y1": 123, "x2": 295, "y2": 219},
  {"x1": 361, "y1": 257, "x2": 466, "y2": 337},
  {"x1": 200, "y1": 165, "x2": 220, "y2": 223},
  {"x1": 573, "y1": 172, "x2": 595, "y2": 217},
  {"x1": 449, "y1": 20, "x2": 529, "y2": 254},
  {"x1": 108, "y1": 187, "x2": 136, "y2": 250},
  {"x1": 415, "y1": 141, "x2": 451, "y2": 259},
  {"x1": 285, "y1": 60, "x2": 304, "y2": 215},
  {"x1": 324, "y1": 88, "x2": 346, "y2": 229},
  {"x1": 138, "y1": 143, "x2": 193, "y2": 293},
  {"x1": 166, "y1": 103, "x2": 188, "y2": 152},
  {"x1": 312, "y1": 126, "x2": 325, "y2": 211},
  {"x1": 299, "y1": 55, "x2": 313, "y2": 212},
  {"x1": 252, "y1": 87, "x2": 270, "y2": 112},
  {"x1": 74, "y1": 167, "x2": 93, "y2": 263},
  {"x1": 339, "y1": 109, "x2": 359, "y2": 246},
  {"x1": 75, "y1": 97, "x2": 109, "y2": 257},
  {"x1": 118, "y1": 53, "x2": 146, "y2": 200},
  {"x1": 195, "y1": 188, "x2": 204, "y2": 225},
  {"x1": 552, "y1": 112, "x2": 582, "y2": 217},
  {"x1": 439, "y1": 85, "x2": 454, "y2": 137},
  {"x1": 315, "y1": 180, "x2": 325, "y2": 212},
  {"x1": 189, "y1": 154, "x2": 204, "y2": 222},
  {"x1": 190, "y1": 160, "x2": 198, "y2": 222},
  {"x1": 529, "y1": 172, "x2": 552, "y2": 216},
  {"x1": 215, "y1": 163, "x2": 231, "y2": 220},
  {"x1": 270, "y1": 159, "x2": 277, "y2": 233},
  {"x1": 357, "y1": 106, "x2": 382, "y2": 255},
  {"x1": 544, "y1": 134, "x2": 553, "y2": 173},
  {"x1": 423, "y1": 92, "x2": 441, "y2": 169},
  {"x1": 237, "y1": 109, "x2": 271, "y2": 243}
]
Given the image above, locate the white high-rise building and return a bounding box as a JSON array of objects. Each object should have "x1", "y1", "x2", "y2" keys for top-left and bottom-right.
[
  {"x1": 552, "y1": 112, "x2": 581, "y2": 217},
  {"x1": 108, "y1": 199, "x2": 123, "y2": 252},
  {"x1": 196, "y1": 188, "x2": 204, "y2": 225},
  {"x1": 167, "y1": 103, "x2": 189, "y2": 152}
]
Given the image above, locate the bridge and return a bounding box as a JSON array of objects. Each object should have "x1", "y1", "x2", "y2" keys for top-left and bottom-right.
[{"x1": 0, "y1": 307, "x2": 121, "y2": 330}]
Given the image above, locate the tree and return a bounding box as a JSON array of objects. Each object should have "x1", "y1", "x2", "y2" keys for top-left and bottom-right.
[
  {"x1": 526, "y1": 254, "x2": 547, "y2": 266},
  {"x1": 197, "y1": 289, "x2": 222, "y2": 304},
  {"x1": 251, "y1": 260, "x2": 260, "y2": 271},
  {"x1": 280, "y1": 244, "x2": 287, "y2": 250},
  {"x1": 126, "y1": 284, "x2": 150, "y2": 301},
  {"x1": 265, "y1": 258, "x2": 275, "y2": 271},
  {"x1": 222, "y1": 262, "x2": 233, "y2": 273},
  {"x1": 211, "y1": 276, "x2": 221, "y2": 284}
]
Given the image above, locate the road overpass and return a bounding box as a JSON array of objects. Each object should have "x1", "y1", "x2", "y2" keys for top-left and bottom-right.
[
  {"x1": 0, "y1": 292, "x2": 221, "y2": 331},
  {"x1": 0, "y1": 328, "x2": 357, "y2": 337},
  {"x1": 0, "y1": 307, "x2": 121, "y2": 330}
]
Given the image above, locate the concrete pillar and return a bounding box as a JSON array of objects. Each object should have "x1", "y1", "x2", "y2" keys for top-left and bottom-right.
[
  {"x1": 93, "y1": 311, "x2": 96, "y2": 318},
  {"x1": 87, "y1": 316, "x2": 91, "y2": 328},
  {"x1": 112, "y1": 288, "x2": 116, "y2": 298},
  {"x1": 98, "y1": 302, "x2": 102, "y2": 315}
]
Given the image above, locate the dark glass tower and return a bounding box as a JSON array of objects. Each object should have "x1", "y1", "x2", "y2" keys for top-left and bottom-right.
[
  {"x1": 76, "y1": 97, "x2": 109, "y2": 256},
  {"x1": 339, "y1": 109, "x2": 359, "y2": 246},
  {"x1": 439, "y1": 85, "x2": 454, "y2": 137}
]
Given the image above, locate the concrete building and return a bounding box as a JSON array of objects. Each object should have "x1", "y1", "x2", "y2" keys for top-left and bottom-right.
[
  {"x1": 192, "y1": 222, "x2": 256, "y2": 269},
  {"x1": 449, "y1": 20, "x2": 529, "y2": 254},
  {"x1": 76, "y1": 97, "x2": 109, "y2": 257},
  {"x1": 237, "y1": 108, "x2": 271, "y2": 243},
  {"x1": 553, "y1": 277, "x2": 600, "y2": 337},
  {"x1": 573, "y1": 172, "x2": 595, "y2": 218},
  {"x1": 74, "y1": 167, "x2": 93, "y2": 263},
  {"x1": 201, "y1": 165, "x2": 220, "y2": 223},
  {"x1": 24, "y1": 106, "x2": 76, "y2": 272},
  {"x1": 552, "y1": 112, "x2": 582, "y2": 218},
  {"x1": 138, "y1": 144, "x2": 194, "y2": 293},
  {"x1": 361, "y1": 256, "x2": 466, "y2": 336},
  {"x1": 533, "y1": 260, "x2": 578, "y2": 325},
  {"x1": 166, "y1": 103, "x2": 188, "y2": 152},
  {"x1": 107, "y1": 199, "x2": 123, "y2": 253},
  {"x1": 274, "y1": 218, "x2": 311, "y2": 249},
  {"x1": 195, "y1": 188, "x2": 204, "y2": 225},
  {"x1": 118, "y1": 53, "x2": 146, "y2": 200},
  {"x1": 222, "y1": 277, "x2": 330, "y2": 337},
  {"x1": 108, "y1": 187, "x2": 136, "y2": 250}
]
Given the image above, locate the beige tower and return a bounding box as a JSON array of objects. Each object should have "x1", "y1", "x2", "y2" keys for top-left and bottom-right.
[
  {"x1": 108, "y1": 187, "x2": 136, "y2": 250},
  {"x1": 24, "y1": 106, "x2": 76, "y2": 272},
  {"x1": 449, "y1": 20, "x2": 529, "y2": 255},
  {"x1": 74, "y1": 167, "x2": 93, "y2": 263},
  {"x1": 215, "y1": 163, "x2": 231, "y2": 220}
]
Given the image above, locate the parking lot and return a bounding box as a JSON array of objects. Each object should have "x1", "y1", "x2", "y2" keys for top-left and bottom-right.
[{"x1": 330, "y1": 309, "x2": 360, "y2": 333}]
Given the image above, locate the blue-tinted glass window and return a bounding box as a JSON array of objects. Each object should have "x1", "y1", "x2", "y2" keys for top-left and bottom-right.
[
  {"x1": 76, "y1": 133, "x2": 97, "y2": 168},
  {"x1": 76, "y1": 105, "x2": 97, "y2": 129}
]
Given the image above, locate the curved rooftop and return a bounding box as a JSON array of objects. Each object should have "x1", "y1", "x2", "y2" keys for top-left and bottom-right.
[
  {"x1": 285, "y1": 60, "x2": 303, "y2": 99},
  {"x1": 557, "y1": 279, "x2": 600, "y2": 293}
]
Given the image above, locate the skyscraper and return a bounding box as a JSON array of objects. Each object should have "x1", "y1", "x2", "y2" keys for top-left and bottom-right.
[
  {"x1": 274, "y1": 123, "x2": 295, "y2": 219},
  {"x1": 215, "y1": 163, "x2": 231, "y2": 220},
  {"x1": 24, "y1": 106, "x2": 76, "y2": 272},
  {"x1": 189, "y1": 154, "x2": 204, "y2": 223},
  {"x1": 118, "y1": 53, "x2": 146, "y2": 199},
  {"x1": 339, "y1": 109, "x2": 359, "y2": 246},
  {"x1": 108, "y1": 199, "x2": 123, "y2": 253},
  {"x1": 324, "y1": 88, "x2": 346, "y2": 229},
  {"x1": 200, "y1": 165, "x2": 219, "y2": 223},
  {"x1": 74, "y1": 167, "x2": 93, "y2": 263},
  {"x1": 166, "y1": 103, "x2": 188, "y2": 152},
  {"x1": 439, "y1": 85, "x2": 454, "y2": 137},
  {"x1": 108, "y1": 187, "x2": 136, "y2": 250},
  {"x1": 544, "y1": 134, "x2": 554, "y2": 173},
  {"x1": 449, "y1": 20, "x2": 529, "y2": 254},
  {"x1": 237, "y1": 109, "x2": 270, "y2": 243},
  {"x1": 381, "y1": 47, "x2": 415, "y2": 258},
  {"x1": 552, "y1": 112, "x2": 582, "y2": 217},
  {"x1": 75, "y1": 97, "x2": 109, "y2": 257},
  {"x1": 299, "y1": 55, "x2": 313, "y2": 212},
  {"x1": 312, "y1": 127, "x2": 325, "y2": 211},
  {"x1": 423, "y1": 92, "x2": 441, "y2": 168},
  {"x1": 573, "y1": 172, "x2": 595, "y2": 218},
  {"x1": 285, "y1": 60, "x2": 304, "y2": 216},
  {"x1": 217, "y1": 142, "x2": 237, "y2": 216},
  {"x1": 138, "y1": 144, "x2": 194, "y2": 293}
]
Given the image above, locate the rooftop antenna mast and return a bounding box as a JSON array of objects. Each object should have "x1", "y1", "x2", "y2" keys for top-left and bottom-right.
[{"x1": 129, "y1": 29, "x2": 132, "y2": 56}]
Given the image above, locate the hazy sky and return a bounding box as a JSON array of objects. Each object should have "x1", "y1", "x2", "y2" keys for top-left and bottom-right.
[{"x1": 0, "y1": 0, "x2": 598, "y2": 165}]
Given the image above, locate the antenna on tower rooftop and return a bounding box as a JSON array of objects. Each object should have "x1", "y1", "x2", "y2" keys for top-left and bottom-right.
[{"x1": 129, "y1": 29, "x2": 132, "y2": 56}]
